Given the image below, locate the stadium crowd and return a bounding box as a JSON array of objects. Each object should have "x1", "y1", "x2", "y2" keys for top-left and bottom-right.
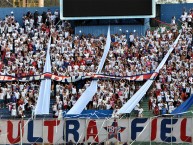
[{"x1": 0, "y1": 8, "x2": 193, "y2": 119}]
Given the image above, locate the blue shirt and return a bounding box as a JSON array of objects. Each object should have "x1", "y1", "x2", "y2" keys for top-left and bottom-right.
[{"x1": 162, "y1": 108, "x2": 167, "y2": 115}]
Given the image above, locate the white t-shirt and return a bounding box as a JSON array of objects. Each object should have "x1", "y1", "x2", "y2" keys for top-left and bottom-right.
[
  {"x1": 0, "y1": 93, "x2": 4, "y2": 100},
  {"x1": 157, "y1": 95, "x2": 162, "y2": 102},
  {"x1": 11, "y1": 108, "x2": 17, "y2": 116},
  {"x1": 106, "y1": 104, "x2": 112, "y2": 110},
  {"x1": 7, "y1": 92, "x2": 11, "y2": 99},
  {"x1": 8, "y1": 26, "x2": 13, "y2": 33},
  {"x1": 15, "y1": 92, "x2": 20, "y2": 99},
  {"x1": 72, "y1": 87, "x2": 76, "y2": 95},
  {"x1": 181, "y1": 15, "x2": 186, "y2": 22},
  {"x1": 129, "y1": 34, "x2": 134, "y2": 42},
  {"x1": 187, "y1": 14, "x2": 192, "y2": 22},
  {"x1": 158, "y1": 103, "x2": 163, "y2": 110},
  {"x1": 168, "y1": 105, "x2": 174, "y2": 113}
]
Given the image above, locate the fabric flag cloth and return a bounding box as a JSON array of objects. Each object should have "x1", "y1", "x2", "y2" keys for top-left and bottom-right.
[
  {"x1": 63, "y1": 110, "x2": 113, "y2": 119},
  {"x1": 171, "y1": 94, "x2": 193, "y2": 115},
  {"x1": 117, "y1": 34, "x2": 181, "y2": 114},
  {"x1": 67, "y1": 80, "x2": 98, "y2": 114},
  {"x1": 96, "y1": 27, "x2": 111, "y2": 74},
  {"x1": 35, "y1": 37, "x2": 52, "y2": 115},
  {"x1": 67, "y1": 27, "x2": 111, "y2": 114},
  {"x1": 0, "y1": 72, "x2": 157, "y2": 82}
]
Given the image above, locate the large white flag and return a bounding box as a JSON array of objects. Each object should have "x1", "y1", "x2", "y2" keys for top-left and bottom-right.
[
  {"x1": 96, "y1": 27, "x2": 111, "y2": 74},
  {"x1": 67, "y1": 27, "x2": 111, "y2": 114},
  {"x1": 117, "y1": 34, "x2": 181, "y2": 114},
  {"x1": 35, "y1": 37, "x2": 52, "y2": 115}
]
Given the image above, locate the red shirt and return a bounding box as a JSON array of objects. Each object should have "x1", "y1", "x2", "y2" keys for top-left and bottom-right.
[
  {"x1": 154, "y1": 106, "x2": 159, "y2": 115},
  {"x1": 80, "y1": 60, "x2": 86, "y2": 65},
  {"x1": 46, "y1": 28, "x2": 50, "y2": 34},
  {"x1": 32, "y1": 61, "x2": 37, "y2": 68},
  {"x1": 21, "y1": 72, "x2": 26, "y2": 77},
  {"x1": 41, "y1": 24, "x2": 46, "y2": 31},
  {"x1": 0, "y1": 61, "x2": 3, "y2": 71},
  {"x1": 28, "y1": 43, "x2": 33, "y2": 51},
  {"x1": 29, "y1": 70, "x2": 34, "y2": 75},
  {"x1": 181, "y1": 92, "x2": 187, "y2": 101}
]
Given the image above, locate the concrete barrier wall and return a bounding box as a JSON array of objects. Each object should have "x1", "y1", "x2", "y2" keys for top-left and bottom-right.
[
  {"x1": 1, "y1": 3, "x2": 193, "y2": 35},
  {"x1": 0, "y1": 6, "x2": 59, "y2": 24},
  {"x1": 160, "y1": 3, "x2": 193, "y2": 24}
]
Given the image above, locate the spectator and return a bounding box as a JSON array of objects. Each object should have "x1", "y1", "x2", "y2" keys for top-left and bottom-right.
[
  {"x1": 161, "y1": 104, "x2": 167, "y2": 115},
  {"x1": 153, "y1": 104, "x2": 159, "y2": 116},
  {"x1": 168, "y1": 102, "x2": 175, "y2": 114},
  {"x1": 112, "y1": 106, "x2": 120, "y2": 118},
  {"x1": 18, "y1": 106, "x2": 24, "y2": 118},
  {"x1": 11, "y1": 105, "x2": 17, "y2": 118},
  {"x1": 0, "y1": 8, "x2": 193, "y2": 119},
  {"x1": 138, "y1": 106, "x2": 143, "y2": 117}
]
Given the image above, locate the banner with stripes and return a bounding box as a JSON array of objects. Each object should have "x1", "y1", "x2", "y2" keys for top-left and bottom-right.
[{"x1": 0, "y1": 72, "x2": 158, "y2": 82}]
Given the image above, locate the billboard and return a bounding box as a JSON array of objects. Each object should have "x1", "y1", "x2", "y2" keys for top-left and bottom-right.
[
  {"x1": 0, "y1": 118, "x2": 192, "y2": 144},
  {"x1": 60, "y1": 0, "x2": 156, "y2": 20}
]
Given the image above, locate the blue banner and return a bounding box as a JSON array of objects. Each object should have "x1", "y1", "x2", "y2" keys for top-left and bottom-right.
[
  {"x1": 171, "y1": 95, "x2": 193, "y2": 115},
  {"x1": 63, "y1": 110, "x2": 113, "y2": 119}
]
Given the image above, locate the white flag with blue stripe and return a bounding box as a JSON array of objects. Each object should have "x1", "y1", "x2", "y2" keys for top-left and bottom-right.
[
  {"x1": 35, "y1": 37, "x2": 52, "y2": 115},
  {"x1": 67, "y1": 26, "x2": 111, "y2": 114}
]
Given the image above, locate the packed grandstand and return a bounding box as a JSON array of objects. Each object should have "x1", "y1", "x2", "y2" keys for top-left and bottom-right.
[
  {"x1": 0, "y1": 6, "x2": 192, "y2": 119},
  {"x1": 0, "y1": 2, "x2": 193, "y2": 144}
]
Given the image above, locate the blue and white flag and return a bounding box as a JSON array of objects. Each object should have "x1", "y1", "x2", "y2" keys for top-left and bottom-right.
[
  {"x1": 96, "y1": 26, "x2": 111, "y2": 74},
  {"x1": 35, "y1": 37, "x2": 52, "y2": 115},
  {"x1": 67, "y1": 80, "x2": 98, "y2": 114},
  {"x1": 117, "y1": 34, "x2": 181, "y2": 114},
  {"x1": 67, "y1": 27, "x2": 111, "y2": 114}
]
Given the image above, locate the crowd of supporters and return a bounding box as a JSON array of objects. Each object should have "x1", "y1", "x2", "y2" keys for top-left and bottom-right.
[{"x1": 0, "y1": 8, "x2": 193, "y2": 119}]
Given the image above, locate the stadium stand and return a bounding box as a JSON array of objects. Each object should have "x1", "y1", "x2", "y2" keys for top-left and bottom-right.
[
  {"x1": 0, "y1": 2, "x2": 193, "y2": 145},
  {"x1": 0, "y1": 6, "x2": 192, "y2": 121}
]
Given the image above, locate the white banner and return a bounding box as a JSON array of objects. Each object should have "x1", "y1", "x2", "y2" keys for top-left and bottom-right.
[
  {"x1": 67, "y1": 80, "x2": 98, "y2": 114},
  {"x1": 118, "y1": 34, "x2": 181, "y2": 114},
  {"x1": 35, "y1": 37, "x2": 52, "y2": 115},
  {"x1": 96, "y1": 26, "x2": 111, "y2": 74},
  {"x1": 0, "y1": 118, "x2": 192, "y2": 144},
  {"x1": 67, "y1": 27, "x2": 111, "y2": 114}
]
